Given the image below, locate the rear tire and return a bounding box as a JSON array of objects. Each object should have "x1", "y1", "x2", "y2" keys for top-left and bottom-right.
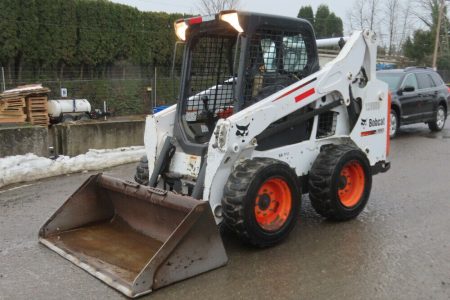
[
  {"x1": 428, "y1": 105, "x2": 446, "y2": 132},
  {"x1": 308, "y1": 144, "x2": 372, "y2": 221},
  {"x1": 222, "y1": 158, "x2": 300, "y2": 248},
  {"x1": 134, "y1": 155, "x2": 149, "y2": 185}
]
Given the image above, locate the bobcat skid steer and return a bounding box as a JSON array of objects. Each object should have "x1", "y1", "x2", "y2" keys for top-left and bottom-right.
[{"x1": 40, "y1": 11, "x2": 390, "y2": 298}]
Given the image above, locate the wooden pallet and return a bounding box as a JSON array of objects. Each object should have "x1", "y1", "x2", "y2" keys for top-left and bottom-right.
[
  {"x1": 0, "y1": 97, "x2": 26, "y2": 123},
  {"x1": 26, "y1": 96, "x2": 48, "y2": 112},
  {"x1": 25, "y1": 96, "x2": 49, "y2": 126},
  {"x1": 27, "y1": 112, "x2": 49, "y2": 125}
]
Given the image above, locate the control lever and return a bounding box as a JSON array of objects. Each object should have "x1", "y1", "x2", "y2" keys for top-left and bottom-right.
[
  {"x1": 201, "y1": 95, "x2": 214, "y2": 129},
  {"x1": 202, "y1": 95, "x2": 209, "y2": 113}
]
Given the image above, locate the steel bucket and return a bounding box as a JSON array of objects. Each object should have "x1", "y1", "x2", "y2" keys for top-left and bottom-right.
[{"x1": 39, "y1": 174, "x2": 227, "y2": 298}]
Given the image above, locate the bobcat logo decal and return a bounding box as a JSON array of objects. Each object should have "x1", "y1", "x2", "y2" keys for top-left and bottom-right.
[
  {"x1": 236, "y1": 123, "x2": 250, "y2": 137},
  {"x1": 361, "y1": 118, "x2": 367, "y2": 128}
]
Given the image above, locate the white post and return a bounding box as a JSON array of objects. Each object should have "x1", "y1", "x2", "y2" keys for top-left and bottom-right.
[
  {"x1": 154, "y1": 66, "x2": 157, "y2": 109},
  {"x1": 1, "y1": 67, "x2": 5, "y2": 91},
  {"x1": 103, "y1": 101, "x2": 107, "y2": 121}
]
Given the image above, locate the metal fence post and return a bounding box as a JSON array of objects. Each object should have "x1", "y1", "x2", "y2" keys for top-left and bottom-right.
[{"x1": 1, "y1": 66, "x2": 5, "y2": 91}]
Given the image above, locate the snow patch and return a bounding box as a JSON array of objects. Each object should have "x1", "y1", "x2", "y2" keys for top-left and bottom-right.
[{"x1": 0, "y1": 146, "x2": 145, "y2": 188}]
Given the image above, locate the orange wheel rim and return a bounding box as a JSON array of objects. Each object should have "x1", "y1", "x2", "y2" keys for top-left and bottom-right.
[
  {"x1": 254, "y1": 177, "x2": 292, "y2": 232},
  {"x1": 338, "y1": 160, "x2": 365, "y2": 208}
]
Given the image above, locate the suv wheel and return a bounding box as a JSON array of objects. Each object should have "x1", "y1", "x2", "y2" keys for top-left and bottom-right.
[
  {"x1": 428, "y1": 105, "x2": 446, "y2": 132},
  {"x1": 390, "y1": 109, "x2": 399, "y2": 138}
]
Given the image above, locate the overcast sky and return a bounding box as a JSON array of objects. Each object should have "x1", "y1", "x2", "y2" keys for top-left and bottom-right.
[{"x1": 110, "y1": 0, "x2": 352, "y2": 29}]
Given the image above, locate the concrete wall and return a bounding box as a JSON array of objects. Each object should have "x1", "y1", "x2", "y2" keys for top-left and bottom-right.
[
  {"x1": 0, "y1": 126, "x2": 49, "y2": 157},
  {"x1": 53, "y1": 120, "x2": 144, "y2": 156}
]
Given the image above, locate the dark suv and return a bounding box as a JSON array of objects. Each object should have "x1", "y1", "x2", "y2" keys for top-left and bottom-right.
[{"x1": 377, "y1": 67, "x2": 449, "y2": 138}]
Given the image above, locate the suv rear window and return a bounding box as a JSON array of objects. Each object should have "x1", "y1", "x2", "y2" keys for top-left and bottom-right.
[
  {"x1": 416, "y1": 73, "x2": 435, "y2": 89},
  {"x1": 430, "y1": 72, "x2": 444, "y2": 86}
]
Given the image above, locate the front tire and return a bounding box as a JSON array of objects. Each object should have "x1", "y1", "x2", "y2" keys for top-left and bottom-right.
[
  {"x1": 134, "y1": 155, "x2": 149, "y2": 185},
  {"x1": 390, "y1": 109, "x2": 399, "y2": 138},
  {"x1": 222, "y1": 158, "x2": 300, "y2": 248},
  {"x1": 428, "y1": 105, "x2": 446, "y2": 132},
  {"x1": 308, "y1": 144, "x2": 372, "y2": 221}
]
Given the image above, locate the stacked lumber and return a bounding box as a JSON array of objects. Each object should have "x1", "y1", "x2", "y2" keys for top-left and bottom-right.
[
  {"x1": 0, "y1": 84, "x2": 50, "y2": 98},
  {"x1": 0, "y1": 84, "x2": 50, "y2": 126},
  {"x1": 0, "y1": 97, "x2": 26, "y2": 123},
  {"x1": 26, "y1": 96, "x2": 49, "y2": 126}
]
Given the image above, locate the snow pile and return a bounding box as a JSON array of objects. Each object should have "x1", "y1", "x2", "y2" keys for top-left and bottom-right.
[{"x1": 0, "y1": 146, "x2": 145, "y2": 188}]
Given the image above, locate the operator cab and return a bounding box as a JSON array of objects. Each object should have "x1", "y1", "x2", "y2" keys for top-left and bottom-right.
[{"x1": 174, "y1": 11, "x2": 319, "y2": 154}]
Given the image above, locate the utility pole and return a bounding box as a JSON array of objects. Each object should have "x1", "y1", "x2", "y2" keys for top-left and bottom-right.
[{"x1": 433, "y1": 0, "x2": 446, "y2": 70}]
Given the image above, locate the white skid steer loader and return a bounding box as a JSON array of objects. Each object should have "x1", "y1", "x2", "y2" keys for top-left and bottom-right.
[{"x1": 39, "y1": 11, "x2": 390, "y2": 298}]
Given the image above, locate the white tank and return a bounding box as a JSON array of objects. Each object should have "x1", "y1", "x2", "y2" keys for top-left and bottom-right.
[{"x1": 48, "y1": 99, "x2": 91, "y2": 117}]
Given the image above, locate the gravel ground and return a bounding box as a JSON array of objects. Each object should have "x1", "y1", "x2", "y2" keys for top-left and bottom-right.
[{"x1": 1, "y1": 123, "x2": 450, "y2": 300}]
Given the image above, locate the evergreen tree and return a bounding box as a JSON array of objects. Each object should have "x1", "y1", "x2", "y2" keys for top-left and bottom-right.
[
  {"x1": 0, "y1": 1, "x2": 19, "y2": 75},
  {"x1": 325, "y1": 13, "x2": 343, "y2": 37},
  {"x1": 297, "y1": 4, "x2": 343, "y2": 39},
  {"x1": 403, "y1": 30, "x2": 434, "y2": 65},
  {"x1": 297, "y1": 6, "x2": 314, "y2": 26},
  {"x1": 314, "y1": 4, "x2": 330, "y2": 38}
]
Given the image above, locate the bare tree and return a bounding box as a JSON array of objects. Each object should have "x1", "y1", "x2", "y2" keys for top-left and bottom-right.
[
  {"x1": 413, "y1": 0, "x2": 440, "y2": 29},
  {"x1": 385, "y1": 0, "x2": 400, "y2": 55},
  {"x1": 347, "y1": 0, "x2": 366, "y2": 31},
  {"x1": 347, "y1": 0, "x2": 381, "y2": 31},
  {"x1": 368, "y1": 0, "x2": 382, "y2": 30},
  {"x1": 397, "y1": 2, "x2": 413, "y2": 51},
  {"x1": 196, "y1": 0, "x2": 241, "y2": 15},
  {"x1": 347, "y1": 0, "x2": 416, "y2": 54}
]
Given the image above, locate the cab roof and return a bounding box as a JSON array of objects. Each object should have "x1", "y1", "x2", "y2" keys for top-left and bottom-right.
[{"x1": 184, "y1": 11, "x2": 316, "y2": 39}]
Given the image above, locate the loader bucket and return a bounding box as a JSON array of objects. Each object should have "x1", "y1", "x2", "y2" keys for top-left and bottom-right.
[{"x1": 39, "y1": 174, "x2": 228, "y2": 298}]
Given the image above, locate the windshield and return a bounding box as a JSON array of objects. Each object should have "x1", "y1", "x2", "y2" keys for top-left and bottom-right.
[
  {"x1": 377, "y1": 73, "x2": 403, "y2": 90},
  {"x1": 182, "y1": 32, "x2": 239, "y2": 143}
]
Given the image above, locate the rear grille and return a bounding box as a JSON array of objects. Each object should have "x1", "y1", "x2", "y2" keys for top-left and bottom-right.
[{"x1": 316, "y1": 111, "x2": 338, "y2": 138}]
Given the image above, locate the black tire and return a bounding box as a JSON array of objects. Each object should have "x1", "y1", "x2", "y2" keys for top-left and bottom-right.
[
  {"x1": 428, "y1": 104, "x2": 446, "y2": 132},
  {"x1": 390, "y1": 109, "x2": 399, "y2": 138},
  {"x1": 308, "y1": 144, "x2": 372, "y2": 221},
  {"x1": 134, "y1": 155, "x2": 149, "y2": 185},
  {"x1": 222, "y1": 158, "x2": 300, "y2": 248},
  {"x1": 61, "y1": 114, "x2": 74, "y2": 123},
  {"x1": 78, "y1": 113, "x2": 90, "y2": 121}
]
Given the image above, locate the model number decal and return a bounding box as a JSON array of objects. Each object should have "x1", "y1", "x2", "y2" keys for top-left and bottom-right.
[
  {"x1": 278, "y1": 152, "x2": 290, "y2": 158},
  {"x1": 365, "y1": 102, "x2": 381, "y2": 111}
]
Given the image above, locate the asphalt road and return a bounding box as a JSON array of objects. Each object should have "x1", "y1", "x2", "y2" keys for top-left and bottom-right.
[{"x1": 1, "y1": 123, "x2": 450, "y2": 300}]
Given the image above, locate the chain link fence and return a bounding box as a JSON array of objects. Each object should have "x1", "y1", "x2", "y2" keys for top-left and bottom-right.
[
  {"x1": 3, "y1": 63, "x2": 448, "y2": 117},
  {"x1": 0, "y1": 65, "x2": 181, "y2": 116}
]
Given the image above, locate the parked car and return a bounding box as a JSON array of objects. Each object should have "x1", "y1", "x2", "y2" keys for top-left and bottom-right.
[{"x1": 377, "y1": 67, "x2": 449, "y2": 138}]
